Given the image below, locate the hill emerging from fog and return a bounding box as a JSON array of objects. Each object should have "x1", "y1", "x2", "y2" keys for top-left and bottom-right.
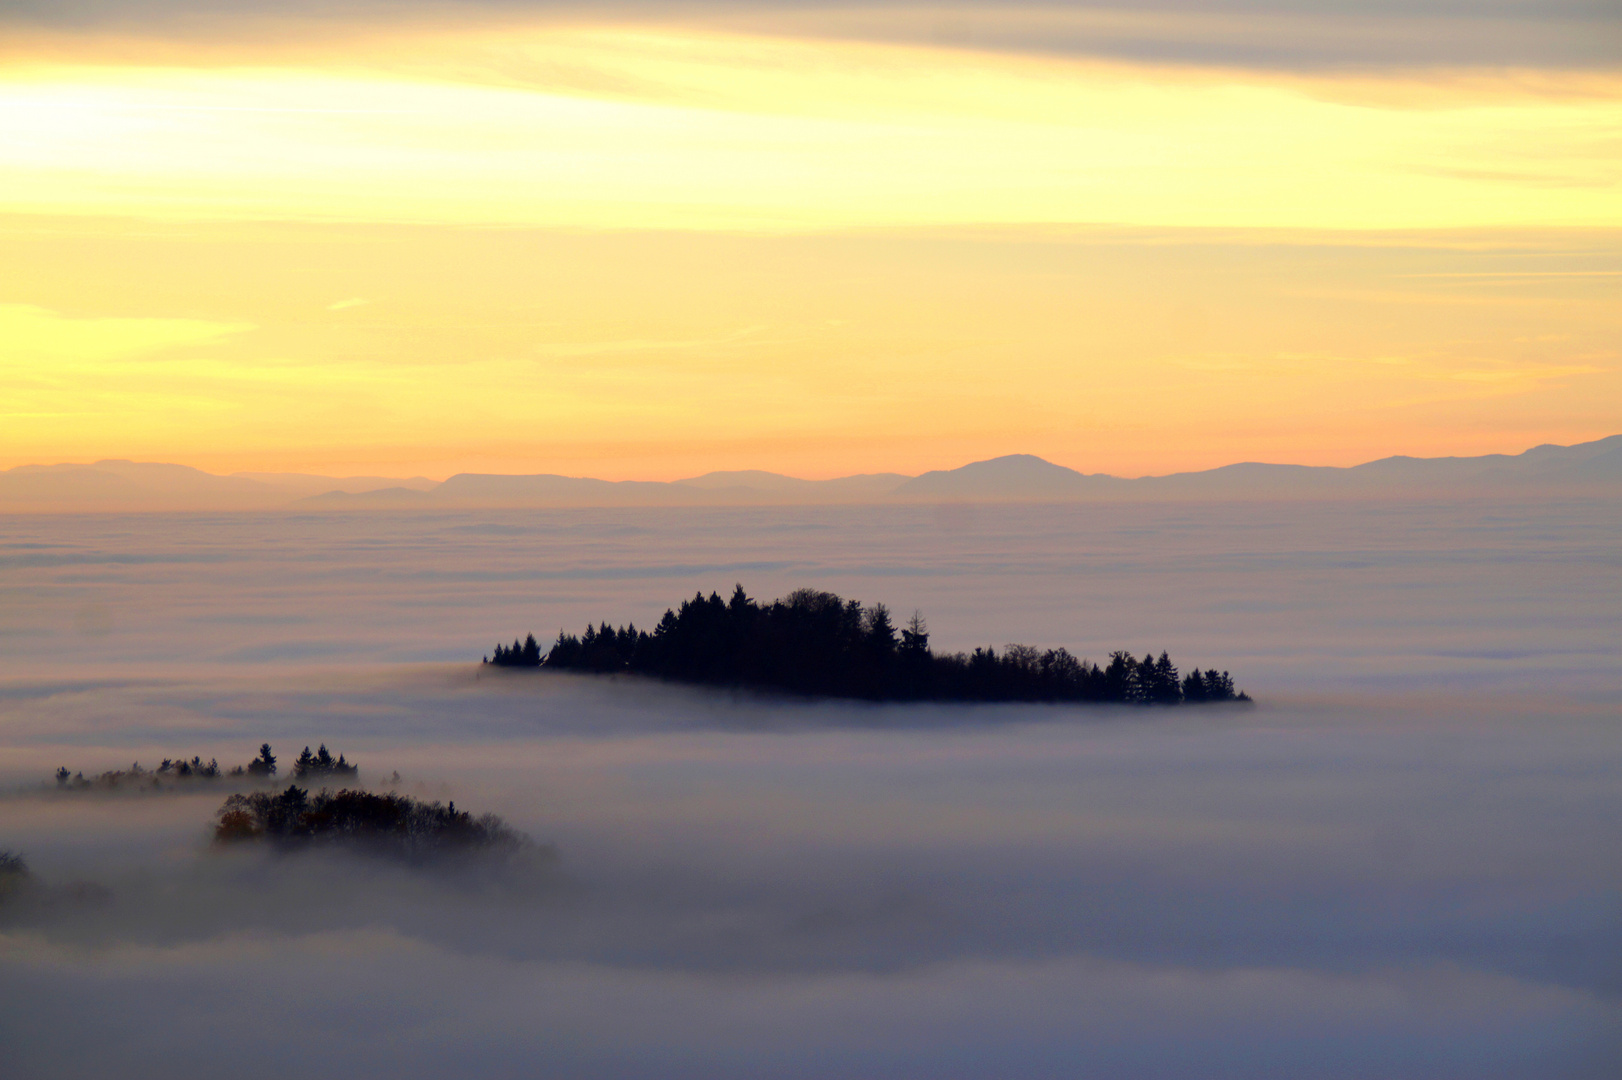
[
  {"x1": 487, "y1": 584, "x2": 1248, "y2": 705},
  {"x1": 2, "y1": 436, "x2": 1618, "y2": 512}
]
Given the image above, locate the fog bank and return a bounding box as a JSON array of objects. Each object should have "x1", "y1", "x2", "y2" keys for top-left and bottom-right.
[{"x1": 1, "y1": 499, "x2": 1618, "y2": 1075}]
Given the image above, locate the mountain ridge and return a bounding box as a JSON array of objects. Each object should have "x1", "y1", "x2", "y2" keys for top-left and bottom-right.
[{"x1": 2, "y1": 436, "x2": 1616, "y2": 511}]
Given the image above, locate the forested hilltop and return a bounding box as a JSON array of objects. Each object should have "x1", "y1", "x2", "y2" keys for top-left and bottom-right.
[{"x1": 486, "y1": 586, "x2": 1248, "y2": 705}]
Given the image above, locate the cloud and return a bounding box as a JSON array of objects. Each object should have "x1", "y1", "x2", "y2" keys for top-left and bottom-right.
[
  {"x1": 0, "y1": 499, "x2": 1619, "y2": 1074},
  {"x1": 3, "y1": 33, "x2": 1617, "y2": 235},
  {"x1": 2, "y1": 686, "x2": 1620, "y2": 1077},
  {"x1": 1, "y1": 930, "x2": 1615, "y2": 1079},
  {"x1": 0, "y1": 1, "x2": 1616, "y2": 71}
]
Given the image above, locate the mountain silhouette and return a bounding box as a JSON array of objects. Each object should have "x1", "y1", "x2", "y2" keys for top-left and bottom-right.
[
  {"x1": 4, "y1": 436, "x2": 1617, "y2": 512},
  {"x1": 892, "y1": 454, "x2": 1124, "y2": 500}
]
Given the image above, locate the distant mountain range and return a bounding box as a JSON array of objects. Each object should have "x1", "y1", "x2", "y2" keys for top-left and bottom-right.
[{"x1": 2, "y1": 436, "x2": 1617, "y2": 512}]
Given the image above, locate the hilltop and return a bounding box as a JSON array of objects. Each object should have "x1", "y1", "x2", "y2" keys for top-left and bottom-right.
[{"x1": 486, "y1": 585, "x2": 1248, "y2": 706}]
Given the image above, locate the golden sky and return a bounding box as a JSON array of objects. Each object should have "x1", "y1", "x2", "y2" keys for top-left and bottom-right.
[{"x1": 1, "y1": 6, "x2": 1618, "y2": 478}]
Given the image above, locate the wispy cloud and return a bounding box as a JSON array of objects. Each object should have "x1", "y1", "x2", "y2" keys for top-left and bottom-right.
[{"x1": 1, "y1": 1, "x2": 1616, "y2": 71}]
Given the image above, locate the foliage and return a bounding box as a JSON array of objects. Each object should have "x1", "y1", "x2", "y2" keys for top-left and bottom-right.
[
  {"x1": 0, "y1": 851, "x2": 30, "y2": 902},
  {"x1": 214, "y1": 786, "x2": 526, "y2": 861},
  {"x1": 487, "y1": 585, "x2": 1249, "y2": 705},
  {"x1": 241, "y1": 743, "x2": 277, "y2": 778},
  {"x1": 292, "y1": 744, "x2": 359, "y2": 781},
  {"x1": 52, "y1": 743, "x2": 357, "y2": 793},
  {"x1": 487, "y1": 634, "x2": 541, "y2": 667},
  {"x1": 54, "y1": 755, "x2": 222, "y2": 792}
]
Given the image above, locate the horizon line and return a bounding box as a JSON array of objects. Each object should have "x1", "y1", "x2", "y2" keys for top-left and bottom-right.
[{"x1": 7, "y1": 431, "x2": 1620, "y2": 488}]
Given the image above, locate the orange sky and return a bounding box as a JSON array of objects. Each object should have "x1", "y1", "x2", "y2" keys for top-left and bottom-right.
[{"x1": 1, "y1": 12, "x2": 1618, "y2": 479}]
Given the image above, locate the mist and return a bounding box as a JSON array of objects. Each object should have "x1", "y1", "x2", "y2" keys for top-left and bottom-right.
[{"x1": 1, "y1": 499, "x2": 1619, "y2": 1076}]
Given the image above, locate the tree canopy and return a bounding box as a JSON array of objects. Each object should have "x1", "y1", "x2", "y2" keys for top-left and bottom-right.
[
  {"x1": 215, "y1": 786, "x2": 525, "y2": 861},
  {"x1": 292, "y1": 744, "x2": 359, "y2": 781},
  {"x1": 487, "y1": 585, "x2": 1248, "y2": 705},
  {"x1": 51, "y1": 743, "x2": 358, "y2": 793}
]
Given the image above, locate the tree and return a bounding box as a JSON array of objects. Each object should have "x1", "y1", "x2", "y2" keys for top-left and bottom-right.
[
  {"x1": 1205, "y1": 669, "x2": 1235, "y2": 700},
  {"x1": 499, "y1": 585, "x2": 1248, "y2": 707},
  {"x1": 0, "y1": 851, "x2": 31, "y2": 900},
  {"x1": 1104, "y1": 651, "x2": 1138, "y2": 702},
  {"x1": 1148, "y1": 651, "x2": 1182, "y2": 704},
  {"x1": 901, "y1": 612, "x2": 929, "y2": 655},
  {"x1": 247, "y1": 743, "x2": 277, "y2": 777},
  {"x1": 864, "y1": 603, "x2": 897, "y2": 652}
]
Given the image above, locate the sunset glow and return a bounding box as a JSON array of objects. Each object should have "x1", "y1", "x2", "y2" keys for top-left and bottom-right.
[
  {"x1": 2, "y1": 12, "x2": 1618, "y2": 477},
  {"x1": 5, "y1": 7, "x2": 1622, "y2": 1074}
]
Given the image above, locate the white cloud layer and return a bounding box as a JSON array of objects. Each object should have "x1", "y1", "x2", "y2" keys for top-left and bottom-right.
[{"x1": 0, "y1": 499, "x2": 1619, "y2": 1074}]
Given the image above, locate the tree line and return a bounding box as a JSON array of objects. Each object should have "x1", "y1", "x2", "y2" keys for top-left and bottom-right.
[
  {"x1": 486, "y1": 585, "x2": 1248, "y2": 705},
  {"x1": 52, "y1": 743, "x2": 357, "y2": 792}
]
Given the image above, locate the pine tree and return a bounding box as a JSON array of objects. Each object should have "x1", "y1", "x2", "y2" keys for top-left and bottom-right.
[
  {"x1": 247, "y1": 743, "x2": 277, "y2": 777},
  {"x1": 864, "y1": 603, "x2": 897, "y2": 651},
  {"x1": 1151, "y1": 651, "x2": 1181, "y2": 704}
]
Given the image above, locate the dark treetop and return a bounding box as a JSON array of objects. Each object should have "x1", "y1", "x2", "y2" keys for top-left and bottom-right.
[
  {"x1": 486, "y1": 585, "x2": 1247, "y2": 705},
  {"x1": 50, "y1": 743, "x2": 356, "y2": 793},
  {"x1": 215, "y1": 786, "x2": 526, "y2": 861}
]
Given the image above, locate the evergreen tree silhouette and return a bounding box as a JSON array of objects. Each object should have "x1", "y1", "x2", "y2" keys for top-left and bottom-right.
[
  {"x1": 481, "y1": 586, "x2": 1248, "y2": 706},
  {"x1": 247, "y1": 743, "x2": 277, "y2": 777}
]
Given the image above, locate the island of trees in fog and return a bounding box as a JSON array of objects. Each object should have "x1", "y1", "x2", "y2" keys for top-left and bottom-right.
[
  {"x1": 215, "y1": 786, "x2": 526, "y2": 860},
  {"x1": 486, "y1": 586, "x2": 1248, "y2": 705}
]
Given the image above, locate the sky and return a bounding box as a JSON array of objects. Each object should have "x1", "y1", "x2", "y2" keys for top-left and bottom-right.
[{"x1": 1, "y1": 1, "x2": 1619, "y2": 479}]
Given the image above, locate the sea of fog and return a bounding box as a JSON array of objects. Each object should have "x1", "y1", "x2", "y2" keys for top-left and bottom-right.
[{"x1": 1, "y1": 500, "x2": 1618, "y2": 1077}]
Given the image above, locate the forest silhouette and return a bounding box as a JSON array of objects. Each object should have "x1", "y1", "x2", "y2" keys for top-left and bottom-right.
[
  {"x1": 51, "y1": 743, "x2": 356, "y2": 792},
  {"x1": 21, "y1": 743, "x2": 526, "y2": 870},
  {"x1": 215, "y1": 786, "x2": 525, "y2": 860},
  {"x1": 487, "y1": 586, "x2": 1247, "y2": 705}
]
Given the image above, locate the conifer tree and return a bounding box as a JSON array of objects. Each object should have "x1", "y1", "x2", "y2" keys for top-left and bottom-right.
[{"x1": 246, "y1": 743, "x2": 277, "y2": 777}]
